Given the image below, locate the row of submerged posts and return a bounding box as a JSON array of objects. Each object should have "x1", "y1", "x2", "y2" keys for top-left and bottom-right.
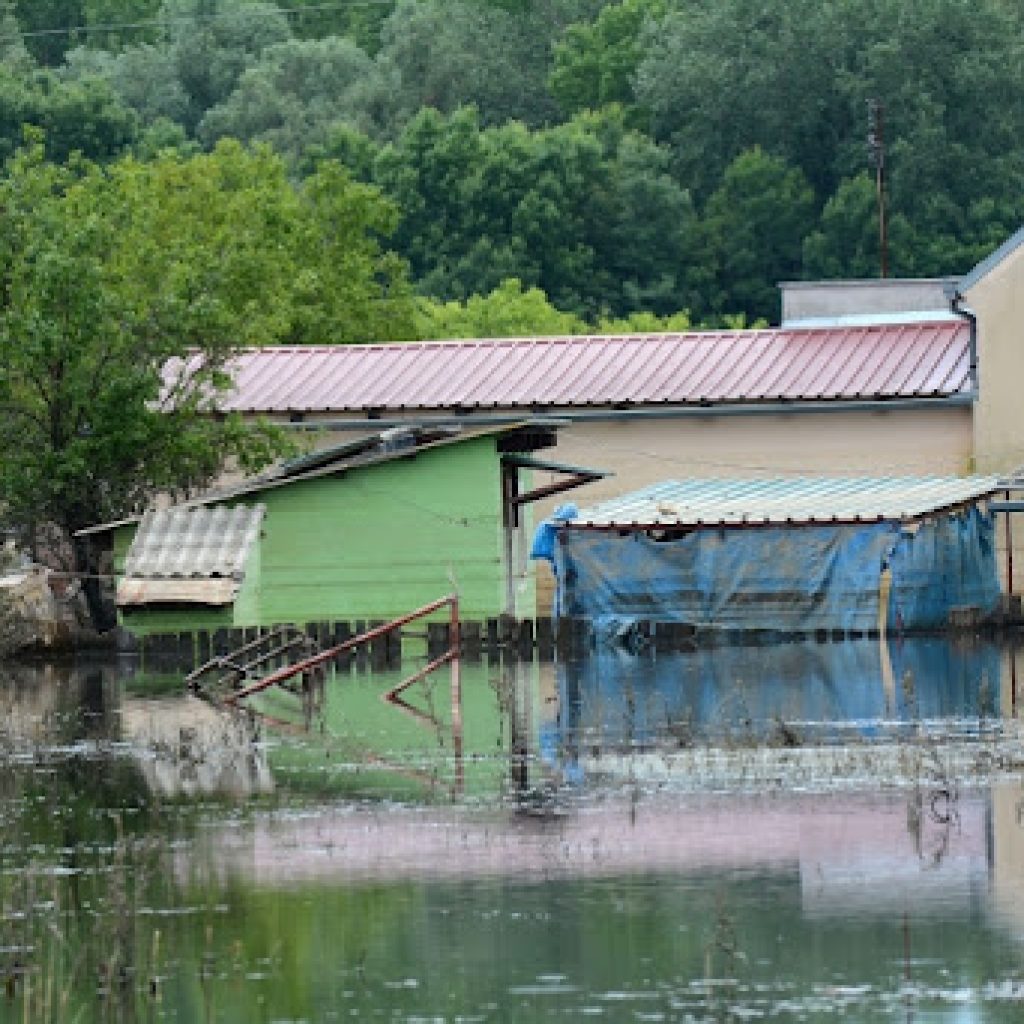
[
  {"x1": 118, "y1": 604, "x2": 1014, "y2": 681},
  {"x1": 127, "y1": 611, "x2": 610, "y2": 675}
]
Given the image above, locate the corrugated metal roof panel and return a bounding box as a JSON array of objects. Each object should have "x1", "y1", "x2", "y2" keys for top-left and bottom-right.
[
  {"x1": 170, "y1": 320, "x2": 970, "y2": 413},
  {"x1": 569, "y1": 476, "x2": 1003, "y2": 528},
  {"x1": 123, "y1": 504, "x2": 264, "y2": 580}
]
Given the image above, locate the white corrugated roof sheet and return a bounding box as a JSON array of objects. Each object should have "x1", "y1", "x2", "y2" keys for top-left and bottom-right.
[
  {"x1": 570, "y1": 477, "x2": 1004, "y2": 528},
  {"x1": 123, "y1": 504, "x2": 264, "y2": 580}
]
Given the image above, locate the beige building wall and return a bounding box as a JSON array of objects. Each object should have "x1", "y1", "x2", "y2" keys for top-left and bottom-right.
[
  {"x1": 964, "y1": 245, "x2": 1024, "y2": 474},
  {"x1": 267, "y1": 404, "x2": 973, "y2": 505}
]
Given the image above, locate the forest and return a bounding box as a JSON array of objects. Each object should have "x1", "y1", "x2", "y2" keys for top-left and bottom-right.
[{"x1": 3, "y1": 0, "x2": 1022, "y2": 332}]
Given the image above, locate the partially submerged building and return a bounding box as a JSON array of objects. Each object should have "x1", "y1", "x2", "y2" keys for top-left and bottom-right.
[
  {"x1": 533, "y1": 476, "x2": 1005, "y2": 636},
  {"x1": 152, "y1": 228, "x2": 1024, "y2": 615},
  {"x1": 78, "y1": 422, "x2": 599, "y2": 636}
]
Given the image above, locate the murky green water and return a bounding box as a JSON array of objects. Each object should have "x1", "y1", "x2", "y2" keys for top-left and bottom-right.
[{"x1": 4, "y1": 638, "x2": 1024, "y2": 1021}]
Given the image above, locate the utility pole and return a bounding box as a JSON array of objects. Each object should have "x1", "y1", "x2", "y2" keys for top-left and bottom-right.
[{"x1": 867, "y1": 99, "x2": 889, "y2": 278}]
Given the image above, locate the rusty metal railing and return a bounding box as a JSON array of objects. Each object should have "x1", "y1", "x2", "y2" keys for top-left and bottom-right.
[
  {"x1": 224, "y1": 595, "x2": 464, "y2": 792},
  {"x1": 223, "y1": 594, "x2": 460, "y2": 703}
]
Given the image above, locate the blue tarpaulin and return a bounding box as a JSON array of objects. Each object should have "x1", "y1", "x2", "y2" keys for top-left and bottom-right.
[{"x1": 533, "y1": 505, "x2": 999, "y2": 635}]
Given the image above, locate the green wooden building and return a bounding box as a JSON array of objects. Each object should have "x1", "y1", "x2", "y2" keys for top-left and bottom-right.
[{"x1": 79, "y1": 422, "x2": 598, "y2": 637}]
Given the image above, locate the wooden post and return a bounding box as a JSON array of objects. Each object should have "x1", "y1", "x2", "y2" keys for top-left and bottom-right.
[
  {"x1": 485, "y1": 618, "x2": 500, "y2": 657},
  {"x1": 333, "y1": 621, "x2": 352, "y2": 670},
  {"x1": 535, "y1": 616, "x2": 554, "y2": 659},
  {"x1": 461, "y1": 620, "x2": 482, "y2": 662},
  {"x1": 516, "y1": 618, "x2": 534, "y2": 659}
]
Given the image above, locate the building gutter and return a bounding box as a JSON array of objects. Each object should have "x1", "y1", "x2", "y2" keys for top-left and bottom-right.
[
  {"x1": 944, "y1": 281, "x2": 978, "y2": 396},
  {"x1": 277, "y1": 395, "x2": 973, "y2": 433}
]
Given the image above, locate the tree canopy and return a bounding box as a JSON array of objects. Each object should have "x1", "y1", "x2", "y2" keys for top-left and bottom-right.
[{"x1": 0, "y1": 136, "x2": 416, "y2": 623}]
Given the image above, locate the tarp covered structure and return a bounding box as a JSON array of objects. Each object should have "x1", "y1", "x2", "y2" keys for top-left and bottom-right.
[{"x1": 532, "y1": 477, "x2": 1003, "y2": 636}]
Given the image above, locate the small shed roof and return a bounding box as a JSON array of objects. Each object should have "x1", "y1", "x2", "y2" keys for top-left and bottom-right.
[
  {"x1": 566, "y1": 476, "x2": 1004, "y2": 530},
  {"x1": 117, "y1": 504, "x2": 264, "y2": 606},
  {"x1": 165, "y1": 319, "x2": 971, "y2": 414}
]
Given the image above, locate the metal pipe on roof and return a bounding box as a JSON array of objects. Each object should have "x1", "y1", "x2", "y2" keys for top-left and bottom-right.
[{"x1": 276, "y1": 394, "x2": 973, "y2": 432}]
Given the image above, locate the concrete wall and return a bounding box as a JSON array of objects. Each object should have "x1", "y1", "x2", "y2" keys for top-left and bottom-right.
[
  {"x1": 963, "y1": 246, "x2": 1024, "y2": 475},
  {"x1": 780, "y1": 278, "x2": 958, "y2": 324}
]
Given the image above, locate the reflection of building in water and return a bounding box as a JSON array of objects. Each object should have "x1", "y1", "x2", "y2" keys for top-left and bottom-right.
[
  {"x1": 188, "y1": 788, "x2": 990, "y2": 923},
  {"x1": 547, "y1": 638, "x2": 1005, "y2": 766},
  {"x1": 119, "y1": 697, "x2": 273, "y2": 798},
  {"x1": 986, "y1": 768, "x2": 1024, "y2": 939}
]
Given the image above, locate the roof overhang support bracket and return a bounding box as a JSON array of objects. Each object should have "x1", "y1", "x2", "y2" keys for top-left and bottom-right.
[{"x1": 501, "y1": 455, "x2": 608, "y2": 507}]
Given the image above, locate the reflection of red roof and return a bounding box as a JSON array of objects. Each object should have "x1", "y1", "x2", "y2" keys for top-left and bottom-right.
[
  {"x1": 172, "y1": 320, "x2": 971, "y2": 414},
  {"x1": 186, "y1": 789, "x2": 988, "y2": 907}
]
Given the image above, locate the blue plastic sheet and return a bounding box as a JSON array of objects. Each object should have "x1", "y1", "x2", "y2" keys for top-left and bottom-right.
[{"x1": 533, "y1": 505, "x2": 999, "y2": 635}]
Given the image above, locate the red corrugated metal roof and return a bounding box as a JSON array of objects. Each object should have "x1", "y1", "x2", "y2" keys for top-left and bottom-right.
[{"x1": 174, "y1": 320, "x2": 971, "y2": 413}]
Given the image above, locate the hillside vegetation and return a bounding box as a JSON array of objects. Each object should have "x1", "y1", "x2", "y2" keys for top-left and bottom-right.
[{"x1": 4, "y1": 0, "x2": 1021, "y2": 330}]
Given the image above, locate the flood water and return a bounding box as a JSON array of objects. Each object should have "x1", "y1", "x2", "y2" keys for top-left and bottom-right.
[{"x1": 4, "y1": 637, "x2": 1024, "y2": 1021}]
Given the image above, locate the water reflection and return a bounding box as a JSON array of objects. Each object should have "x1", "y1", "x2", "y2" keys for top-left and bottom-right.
[
  {"x1": 545, "y1": 637, "x2": 1010, "y2": 787},
  {"x1": 121, "y1": 696, "x2": 272, "y2": 798},
  {"x1": 1, "y1": 643, "x2": 1024, "y2": 1021}
]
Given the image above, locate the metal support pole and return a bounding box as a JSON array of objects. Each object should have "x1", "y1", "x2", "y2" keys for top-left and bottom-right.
[
  {"x1": 450, "y1": 594, "x2": 464, "y2": 796},
  {"x1": 1006, "y1": 491, "x2": 1014, "y2": 595}
]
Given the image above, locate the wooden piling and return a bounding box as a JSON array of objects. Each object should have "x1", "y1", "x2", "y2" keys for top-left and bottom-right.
[
  {"x1": 461, "y1": 620, "x2": 482, "y2": 662},
  {"x1": 535, "y1": 617, "x2": 554, "y2": 659},
  {"x1": 485, "y1": 618, "x2": 500, "y2": 657},
  {"x1": 332, "y1": 621, "x2": 352, "y2": 670},
  {"x1": 427, "y1": 621, "x2": 450, "y2": 658},
  {"x1": 516, "y1": 618, "x2": 534, "y2": 659}
]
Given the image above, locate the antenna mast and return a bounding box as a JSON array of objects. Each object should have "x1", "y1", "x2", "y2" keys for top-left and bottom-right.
[{"x1": 867, "y1": 99, "x2": 889, "y2": 278}]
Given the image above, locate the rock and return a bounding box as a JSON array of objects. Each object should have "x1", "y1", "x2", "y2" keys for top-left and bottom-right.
[{"x1": 0, "y1": 566, "x2": 97, "y2": 654}]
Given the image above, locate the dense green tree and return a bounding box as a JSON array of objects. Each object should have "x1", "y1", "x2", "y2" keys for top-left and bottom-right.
[
  {"x1": 0, "y1": 0, "x2": 34, "y2": 70},
  {"x1": 700, "y1": 147, "x2": 816, "y2": 322},
  {"x1": 160, "y1": 0, "x2": 292, "y2": 131},
  {"x1": 416, "y1": 279, "x2": 585, "y2": 338},
  {"x1": 61, "y1": 0, "x2": 294, "y2": 133},
  {"x1": 0, "y1": 68, "x2": 138, "y2": 163},
  {"x1": 374, "y1": 106, "x2": 698, "y2": 319},
  {"x1": 371, "y1": 0, "x2": 563, "y2": 132},
  {"x1": 301, "y1": 121, "x2": 381, "y2": 180},
  {"x1": 197, "y1": 36, "x2": 386, "y2": 156},
  {"x1": 549, "y1": 0, "x2": 665, "y2": 122},
  {"x1": 82, "y1": 0, "x2": 162, "y2": 48},
  {"x1": 0, "y1": 137, "x2": 415, "y2": 625},
  {"x1": 63, "y1": 43, "x2": 191, "y2": 126},
  {"x1": 281, "y1": 0, "x2": 396, "y2": 53},
  {"x1": 841, "y1": 0, "x2": 1024, "y2": 276},
  {"x1": 635, "y1": 0, "x2": 849, "y2": 202},
  {"x1": 593, "y1": 109, "x2": 700, "y2": 315},
  {"x1": 13, "y1": 0, "x2": 84, "y2": 65},
  {"x1": 801, "y1": 172, "x2": 922, "y2": 280},
  {"x1": 633, "y1": 0, "x2": 1024, "y2": 284},
  {"x1": 9, "y1": 0, "x2": 1024, "y2": 319},
  {"x1": 802, "y1": 174, "x2": 888, "y2": 280}
]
